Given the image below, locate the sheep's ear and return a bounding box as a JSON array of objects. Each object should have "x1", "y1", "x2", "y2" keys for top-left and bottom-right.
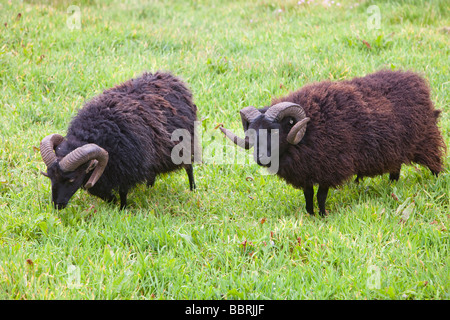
[
  {"x1": 85, "y1": 160, "x2": 98, "y2": 173},
  {"x1": 41, "y1": 171, "x2": 49, "y2": 178}
]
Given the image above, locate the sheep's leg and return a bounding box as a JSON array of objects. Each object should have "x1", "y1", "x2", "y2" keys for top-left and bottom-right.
[
  {"x1": 185, "y1": 165, "x2": 196, "y2": 191},
  {"x1": 389, "y1": 171, "x2": 400, "y2": 181},
  {"x1": 355, "y1": 174, "x2": 363, "y2": 184},
  {"x1": 147, "y1": 173, "x2": 156, "y2": 188},
  {"x1": 317, "y1": 186, "x2": 329, "y2": 216},
  {"x1": 388, "y1": 164, "x2": 402, "y2": 181},
  {"x1": 119, "y1": 187, "x2": 128, "y2": 210},
  {"x1": 431, "y1": 170, "x2": 440, "y2": 177},
  {"x1": 303, "y1": 186, "x2": 315, "y2": 215}
]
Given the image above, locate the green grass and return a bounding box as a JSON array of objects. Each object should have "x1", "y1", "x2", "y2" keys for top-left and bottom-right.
[{"x1": 1, "y1": 0, "x2": 449, "y2": 299}]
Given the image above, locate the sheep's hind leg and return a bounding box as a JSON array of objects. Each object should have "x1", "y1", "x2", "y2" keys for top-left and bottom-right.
[
  {"x1": 355, "y1": 174, "x2": 363, "y2": 184},
  {"x1": 303, "y1": 186, "x2": 314, "y2": 215},
  {"x1": 317, "y1": 185, "x2": 329, "y2": 216},
  {"x1": 119, "y1": 187, "x2": 128, "y2": 210},
  {"x1": 389, "y1": 171, "x2": 400, "y2": 181},
  {"x1": 185, "y1": 165, "x2": 196, "y2": 191},
  {"x1": 389, "y1": 166, "x2": 401, "y2": 182},
  {"x1": 147, "y1": 173, "x2": 156, "y2": 188}
]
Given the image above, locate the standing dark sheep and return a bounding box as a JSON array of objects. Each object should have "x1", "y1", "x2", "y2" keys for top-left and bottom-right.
[
  {"x1": 220, "y1": 70, "x2": 446, "y2": 216},
  {"x1": 40, "y1": 71, "x2": 198, "y2": 209}
]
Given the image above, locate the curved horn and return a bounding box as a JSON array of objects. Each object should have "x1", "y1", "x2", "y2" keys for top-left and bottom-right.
[
  {"x1": 219, "y1": 126, "x2": 254, "y2": 149},
  {"x1": 265, "y1": 102, "x2": 306, "y2": 122},
  {"x1": 40, "y1": 134, "x2": 65, "y2": 167},
  {"x1": 59, "y1": 144, "x2": 109, "y2": 189},
  {"x1": 265, "y1": 102, "x2": 310, "y2": 145},
  {"x1": 240, "y1": 106, "x2": 261, "y2": 130},
  {"x1": 219, "y1": 106, "x2": 260, "y2": 149},
  {"x1": 286, "y1": 117, "x2": 310, "y2": 144}
]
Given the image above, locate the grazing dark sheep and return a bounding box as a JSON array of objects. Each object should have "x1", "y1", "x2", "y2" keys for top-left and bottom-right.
[
  {"x1": 220, "y1": 70, "x2": 446, "y2": 216},
  {"x1": 40, "y1": 71, "x2": 198, "y2": 209}
]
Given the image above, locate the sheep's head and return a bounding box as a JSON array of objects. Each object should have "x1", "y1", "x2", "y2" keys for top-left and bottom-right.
[
  {"x1": 40, "y1": 134, "x2": 108, "y2": 209},
  {"x1": 220, "y1": 102, "x2": 309, "y2": 172}
]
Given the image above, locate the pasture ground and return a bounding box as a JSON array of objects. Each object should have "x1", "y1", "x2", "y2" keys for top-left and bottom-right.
[{"x1": 0, "y1": 0, "x2": 449, "y2": 299}]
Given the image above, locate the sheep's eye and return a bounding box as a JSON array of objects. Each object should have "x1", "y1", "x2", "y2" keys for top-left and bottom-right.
[
  {"x1": 69, "y1": 178, "x2": 75, "y2": 183},
  {"x1": 289, "y1": 119, "x2": 294, "y2": 125}
]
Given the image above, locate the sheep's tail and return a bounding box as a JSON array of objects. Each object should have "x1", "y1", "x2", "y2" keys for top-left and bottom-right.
[
  {"x1": 433, "y1": 109, "x2": 442, "y2": 120},
  {"x1": 433, "y1": 108, "x2": 447, "y2": 163}
]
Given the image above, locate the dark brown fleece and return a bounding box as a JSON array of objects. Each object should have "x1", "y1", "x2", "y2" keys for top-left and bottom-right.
[
  {"x1": 271, "y1": 70, "x2": 446, "y2": 190},
  {"x1": 61, "y1": 71, "x2": 198, "y2": 200}
]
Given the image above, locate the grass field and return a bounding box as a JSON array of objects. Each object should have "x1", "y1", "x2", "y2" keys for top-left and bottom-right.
[{"x1": 0, "y1": 0, "x2": 449, "y2": 299}]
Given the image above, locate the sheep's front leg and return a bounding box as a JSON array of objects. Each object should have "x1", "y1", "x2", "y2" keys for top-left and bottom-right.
[
  {"x1": 317, "y1": 185, "x2": 329, "y2": 216},
  {"x1": 303, "y1": 186, "x2": 314, "y2": 215}
]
